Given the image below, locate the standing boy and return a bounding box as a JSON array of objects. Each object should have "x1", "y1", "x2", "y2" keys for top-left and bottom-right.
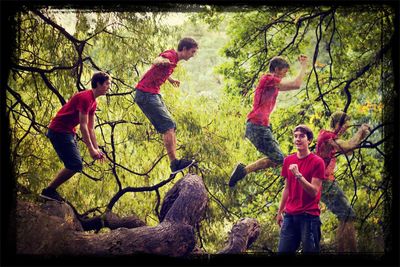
[
  {"x1": 229, "y1": 55, "x2": 309, "y2": 187},
  {"x1": 316, "y1": 111, "x2": 370, "y2": 252},
  {"x1": 134, "y1": 37, "x2": 198, "y2": 174},
  {"x1": 277, "y1": 125, "x2": 326, "y2": 253},
  {"x1": 41, "y1": 72, "x2": 111, "y2": 202}
]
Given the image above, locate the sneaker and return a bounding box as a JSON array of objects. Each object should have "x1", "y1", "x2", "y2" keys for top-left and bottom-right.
[
  {"x1": 170, "y1": 158, "x2": 196, "y2": 174},
  {"x1": 229, "y1": 163, "x2": 247, "y2": 187},
  {"x1": 40, "y1": 187, "x2": 65, "y2": 202}
]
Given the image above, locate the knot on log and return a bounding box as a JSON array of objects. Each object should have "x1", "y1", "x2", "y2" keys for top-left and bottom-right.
[
  {"x1": 218, "y1": 218, "x2": 260, "y2": 254},
  {"x1": 160, "y1": 174, "x2": 208, "y2": 226},
  {"x1": 103, "y1": 211, "x2": 146, "y2": 230}
]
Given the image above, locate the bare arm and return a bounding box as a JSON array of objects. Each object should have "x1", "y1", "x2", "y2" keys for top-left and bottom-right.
[
  {"x1": 329, "y1": 124, "x2": 370, "y2": 154},
  {"x1": 167, "y1": 76, "x2": 180, "y2": 87},
  {"x1": 153, "y1": 56, "x2": 180, "y2": 87},
  {"x1": 277, "y1": 55, "x2": 308, "y2": 91},
  {"x1": 289, "y1": 163, "x2": 322, "y2": 197},
  {"x1": 153, "y1": 56, "x2": 172, "y2": 66},
  {"x1": 88, "y1": 113, "x2": 99, "y2": 150},
  {"x1": 79, "y1": 112, "x2": 100, "y2": 160},
  {"x1": 297, "y1": 176, "x2": 323, "y2": 197},
  {"x1": 276, "y1": 179, "x2": 289, "y2": 227}
]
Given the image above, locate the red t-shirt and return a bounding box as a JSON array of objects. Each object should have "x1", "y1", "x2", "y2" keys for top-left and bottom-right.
[
  {"x1": 247, "y1": 74, "x2": 282, "y2": 126},
  {"x1": 136, "y1": 49, "x2": 179, "y2": 94},
  {"x1": 316, "y1": 130, "x2": 338, "y2": 181},
  {"x1": 281, "y1": 153, "x2": 326, "y2": 216},
  {"x1": 48, "y1": 90, "x2": 97, "y2": 134}
]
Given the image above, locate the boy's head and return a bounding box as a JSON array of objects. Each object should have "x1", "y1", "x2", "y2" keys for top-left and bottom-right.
[
  {"x1": 293, "y1": 124, "x2": 314, "y2": 147},
  {"x1": 91, "y1": 72, "x2": 111, "y2": 95},
  {"x1": 330, "y1": 111, "x2": 351, "y2": 133},
  {"x1": 178, "y1": 37, "x2": 198, "y2": 61},
  {"x1": 269, "y1": 57, "x2": 290, "y2": 78}
]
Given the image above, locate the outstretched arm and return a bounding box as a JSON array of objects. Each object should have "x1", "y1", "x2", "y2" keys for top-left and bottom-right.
[
  {"x1": 277, "y1": 55, "x2": 309, "y2": 91},
  {"x1": 329, "y1": 124, "x2": 370, "y2": 154},
  {"x1": 153, "y1": 56, "x2": 172, "y2": 66},
  {"x1": 153, "y1": 56, "x2": 180, "y2": 87}
]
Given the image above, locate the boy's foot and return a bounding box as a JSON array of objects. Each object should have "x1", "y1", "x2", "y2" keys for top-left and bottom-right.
[
  {"x1": 229, "y1": 163, "x2": 247, "y2": 187},
  {"x1": 40, "y1": 187, "x2": 65, "y2": 202},
  {"x1": 170, "y1": 158, "x2": 196, "y2": 174}
]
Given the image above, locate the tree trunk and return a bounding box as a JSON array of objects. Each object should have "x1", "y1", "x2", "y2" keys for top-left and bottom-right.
[{"x1": 17, "y1": 174, "x2": 208, "y2": 257}]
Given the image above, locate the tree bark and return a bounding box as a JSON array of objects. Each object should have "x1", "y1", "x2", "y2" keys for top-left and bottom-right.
[
  {"x1": 217, "y1": 218, "x2": 260, "y2": 254},
  {"x1": 159, "y1": 173, "x2": 208, "y2": 226},
  {"x1": 79, "y1": 210, "x2": 146, "y2": 231},
  {"x1": 16, "y1": 174, "x2": 208, "y2": 257}
]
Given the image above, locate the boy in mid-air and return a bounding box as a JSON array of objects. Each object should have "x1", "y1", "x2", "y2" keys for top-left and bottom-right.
[
  {"x1": 134, "y1": 38, "x2": 198, "y2": 174},
  {"x1": 229, "y1": 55, "x2": 309, "y2": 187}
]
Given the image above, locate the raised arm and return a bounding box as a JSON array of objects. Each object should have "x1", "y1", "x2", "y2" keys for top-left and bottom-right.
[
  {"x1": 298, "y1": 176, "x2": 323, "y2": 198},
  {"x1": 289, "y1": 163, "x2": 323, "y2": 197},
  {"x1": 329, "y1": 124, "x2": 370, "y2": 154},
  {"x1": 277, "y1": 55, "x2": 308, "y2": 91}
]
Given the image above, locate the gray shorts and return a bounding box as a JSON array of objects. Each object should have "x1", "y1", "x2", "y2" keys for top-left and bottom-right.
[
  {"x1": 321, "y1": 179, "x2": 356, "y2": 220},
  {"x1": 134, "y1": 89, "x2": 176, "y2": 134},
  {"x1": 245, "y1": 121, "x2": 284, "y2": 164}
]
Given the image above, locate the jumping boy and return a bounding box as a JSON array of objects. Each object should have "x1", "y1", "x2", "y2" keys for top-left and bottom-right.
[
  {"x1": 40, "y1": 72, "x2": 111, "y2": 202},
  {"x1": 316, "y1": 111, "x2": 370, "y2": 252},
  {"x1": 229, "y1": 55, "x2": 309, "y2": 187},
  {"x1": 277, "y1": 125, "x2": 326, "y2": 253},
  {"x1": 134, "y1": 37, "x2": 198, "y2": 174}
]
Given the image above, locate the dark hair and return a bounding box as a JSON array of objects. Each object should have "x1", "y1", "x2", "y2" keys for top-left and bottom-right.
[
  {"x1": 330, "y1": 111, "x2": 351, "y2": 129},
  {"x1": 177, "y1": 37, "x2": 198, "y2": 51},
  {"x1": 269, "y1": 57, "x2": 290, "y2": 73},
  {"x1": 91, "y1": 72, "x2": 111, "y2": 88},
  {"x1": 293, "y1": 124, "x2": 314, "y2": 142}
]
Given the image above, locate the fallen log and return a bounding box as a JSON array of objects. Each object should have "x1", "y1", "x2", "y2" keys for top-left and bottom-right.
[
  {"x1": 16, "y1": 174, "x2": 261, "y2": 257},
  {"x1": 16, "y1": 173, "x2": 207, "y2": 257}
]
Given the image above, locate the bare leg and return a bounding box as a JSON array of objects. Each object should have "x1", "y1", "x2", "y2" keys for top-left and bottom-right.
[
  {"x1": 48, "y1": 168, "x2": 76, "y2": 189},
  {"x1": 163, "y1": 128, "x2": 177, "y2": 162},
  {"x1": 337, "y1": 220, "x2": 357, "y2": 253},
  {"x1": 245, "y1": 157, "x2": 276, "y2": 174}
]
